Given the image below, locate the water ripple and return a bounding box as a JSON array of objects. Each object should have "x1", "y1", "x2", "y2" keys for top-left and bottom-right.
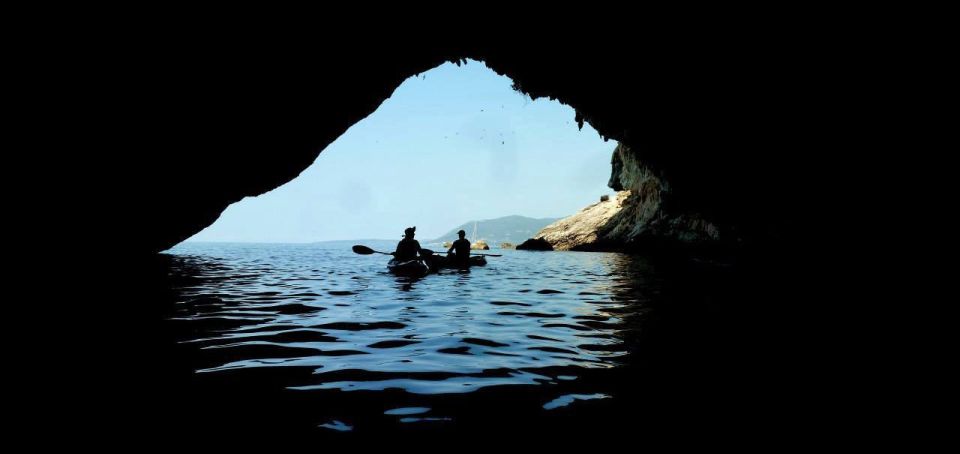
[{"x1": 165, "y1": 242, "x2": 662, "y2": 430}]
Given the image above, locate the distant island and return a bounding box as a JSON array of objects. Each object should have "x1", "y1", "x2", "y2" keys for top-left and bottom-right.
[{"x1": 428, "y1": 215, "x2": 560, "y2": 247}]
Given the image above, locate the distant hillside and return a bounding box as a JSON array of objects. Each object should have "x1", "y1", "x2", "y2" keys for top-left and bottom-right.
[{"x1": 428, "y1": 215, "x2": 560, "y2": 246}]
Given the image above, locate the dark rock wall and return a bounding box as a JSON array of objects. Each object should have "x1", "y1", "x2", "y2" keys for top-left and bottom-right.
[{"x1": 603, "y1": 144, "x2": 721, "y2": 248}]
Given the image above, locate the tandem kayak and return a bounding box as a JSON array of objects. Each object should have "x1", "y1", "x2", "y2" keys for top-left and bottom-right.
[
  {"x1": 387, "y1": 258, "x2": 430, "y2": 277},
  {"x1": 388, "y1": 255, "x2": 487, "y2": 276}
]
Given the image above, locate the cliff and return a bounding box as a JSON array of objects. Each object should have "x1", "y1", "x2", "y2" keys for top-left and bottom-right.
[
  {"x1": 535, "y1": 191, "x2": 632, "y2": 250},
  {"x1": 532, "y1": 144, "x2": 722, "y2": 251}
]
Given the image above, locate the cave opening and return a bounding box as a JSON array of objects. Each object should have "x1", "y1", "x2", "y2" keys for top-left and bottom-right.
[
  {"x1": 56, "y1": 32, "x2": 844, "y2": 443},
  {"x1": 176, "y1": 59, "x2": 615, "y2": 247},
  {"x1": 152, "y1": 60, "x2": 694, "y2": 436}
]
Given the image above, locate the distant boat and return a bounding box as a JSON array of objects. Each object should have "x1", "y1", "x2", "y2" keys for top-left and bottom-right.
[{"x1": 470, "y1": 221, "x2": 489, "y2": 249}]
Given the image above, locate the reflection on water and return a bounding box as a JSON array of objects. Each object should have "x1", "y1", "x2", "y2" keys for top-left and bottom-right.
[{"x1": 163, "y1": 241, "x2": 665, "y2": 434}]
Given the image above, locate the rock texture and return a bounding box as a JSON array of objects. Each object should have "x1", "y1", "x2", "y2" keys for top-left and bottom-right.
[
  {"x1": 516, "y1": 238, "x2": 553, "y2": 251},
  {"x1": 535, "y1": 191, "x2": 633, "y2": 250},
  {"x1": 532, "y1": 144, "x2": 722, "y2": 251},
  {"x1": 606, "y1": 143, "x2": 721, "y2": 246}
]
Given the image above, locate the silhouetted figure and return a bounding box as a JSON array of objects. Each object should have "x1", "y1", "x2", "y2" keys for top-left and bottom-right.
[
  {"x1": 447, "y1": 230, "x2": 471, "y2": 268},
  {"x1": 394, "y1": 227, "x2": 422, "y2": 261}
]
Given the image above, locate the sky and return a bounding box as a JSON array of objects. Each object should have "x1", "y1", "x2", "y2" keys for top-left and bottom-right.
[{"x1": 184, "y1": 59, "x2": 615, "y2": 243}]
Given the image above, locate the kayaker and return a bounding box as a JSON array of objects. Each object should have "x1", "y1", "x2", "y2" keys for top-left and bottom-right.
[
  {"x1": 393, "y1": 227, "x2": 423, "y2": 261},
  {"x1": 447, "y1": 230, "x2": 471, "y2": 268}
]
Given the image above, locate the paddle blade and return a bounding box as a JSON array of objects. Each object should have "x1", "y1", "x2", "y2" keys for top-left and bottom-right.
[{"x1": 352, "y1": 245, "x2": 375, "y2": 255}]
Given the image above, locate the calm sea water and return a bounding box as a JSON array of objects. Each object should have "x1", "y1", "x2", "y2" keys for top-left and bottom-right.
[{"x1": 155, "y1": 241, "x2": 741, "y2": 439}]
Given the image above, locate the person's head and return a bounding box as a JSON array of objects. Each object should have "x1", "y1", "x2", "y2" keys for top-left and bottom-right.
[
  {"x1": 457, "y1": 230, "x2": 465, "y2": 239},
  {"x1": 404, "y1": 227, "x2": 416, "y2": 239}
]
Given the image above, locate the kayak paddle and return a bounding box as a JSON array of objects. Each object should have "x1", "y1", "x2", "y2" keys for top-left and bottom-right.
[
  {"x1": 352, "y1": 245, "x2": 394, "y2": 256},
  {"x1": 423, "y1": 248, "x2": 502, "y2": 257}
]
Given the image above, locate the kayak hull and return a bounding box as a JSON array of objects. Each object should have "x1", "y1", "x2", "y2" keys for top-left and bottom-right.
[
  {"x1": 388, "y1": 255, "x2": 486, "y2": 277},
  {"x1": 387, "y1": 259, "x2": 430, "y2": 277},
  {"x1": 426, "y1": 255, "x2": 487, "y2": 270}
]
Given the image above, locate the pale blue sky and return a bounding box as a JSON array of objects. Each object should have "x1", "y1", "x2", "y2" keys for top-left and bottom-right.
[{"x1": 185, "y1": 60, "x2": 614, "y2": 243}]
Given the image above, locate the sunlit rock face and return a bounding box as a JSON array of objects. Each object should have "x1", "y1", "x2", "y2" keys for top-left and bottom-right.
[
  {"x1": 606, "y1": 143, "x2": 721, "y2": 246},
  {"x1": 536, "y1": 191, "x2": 633, "y2": 251},
  {"x1": 533, "y1": 144, "x2": 721, "y2": 251}
]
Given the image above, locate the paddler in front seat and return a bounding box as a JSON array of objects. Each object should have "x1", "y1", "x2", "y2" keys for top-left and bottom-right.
[
  {"x1": 393, "y1": 227, "x2": 423, "y2": 261},
  {"x1": 446, "y1": 229, "x2": 471, "y2": 268}
]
